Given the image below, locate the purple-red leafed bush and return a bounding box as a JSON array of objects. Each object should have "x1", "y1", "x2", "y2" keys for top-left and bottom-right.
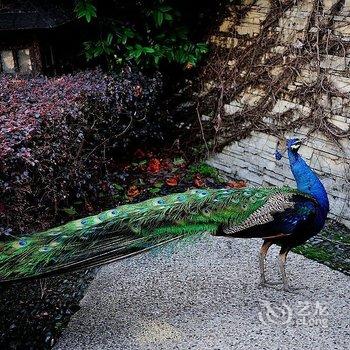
[{"x1": 0, "y1": 68, "x2": 163, "y2": 235}]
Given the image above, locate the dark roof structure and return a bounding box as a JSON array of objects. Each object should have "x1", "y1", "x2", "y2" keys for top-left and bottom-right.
[{"x1": 0, "y1": 0, "x2": 74, "y2": 31}]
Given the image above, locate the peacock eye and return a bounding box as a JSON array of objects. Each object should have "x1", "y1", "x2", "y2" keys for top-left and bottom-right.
[
  {"x1": 39, "y1": 246, "x2": 51, "y2": 252},
  {"x1": 18, "y1": 239, "x2": 27, "y2": 247},
  {"x1": 194, "y1": 189, "x2": 208, "y2": 197},
  {"x1": 47, "y1": 230, "x2": 61, "y2": 236},
  {"x1": 176, "y1": 195, "x2": 186, "y2": 202},
  {"x1": 202, "y1": 208, "x2": 211, "y2": 216}
]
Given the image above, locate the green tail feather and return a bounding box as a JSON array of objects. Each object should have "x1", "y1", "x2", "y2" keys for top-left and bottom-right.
[{"x1": 0, "y1": 186, "x2": 300, "y2": 282}]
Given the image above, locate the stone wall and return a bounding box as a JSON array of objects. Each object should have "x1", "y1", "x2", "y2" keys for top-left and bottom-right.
[{"x1": 204, "y1": 0, "x2": 350, "y2": 227}]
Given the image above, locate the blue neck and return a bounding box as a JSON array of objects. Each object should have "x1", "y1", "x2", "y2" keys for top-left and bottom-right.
[{"x1": 288, "y1": 149, "x2": 329, "y2": 215}]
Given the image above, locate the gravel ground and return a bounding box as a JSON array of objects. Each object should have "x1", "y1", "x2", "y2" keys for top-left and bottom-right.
[{"x1": 54, "y1": 235, "x2": 350, "y2": 350}]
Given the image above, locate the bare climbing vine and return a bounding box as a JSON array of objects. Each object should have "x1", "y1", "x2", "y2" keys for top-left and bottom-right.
[{"x1": 197, "y1": 0, "x2": 350, "y2": 151}]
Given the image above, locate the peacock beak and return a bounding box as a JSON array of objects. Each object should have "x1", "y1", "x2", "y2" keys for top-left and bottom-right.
[{"x1": 275, "y1": 139, "x2": 287, "y2": 160}]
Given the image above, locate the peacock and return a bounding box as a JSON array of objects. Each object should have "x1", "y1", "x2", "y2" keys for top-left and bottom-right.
[{"x1": 0, "y1": 138, "x2": 329, "y2": 291}]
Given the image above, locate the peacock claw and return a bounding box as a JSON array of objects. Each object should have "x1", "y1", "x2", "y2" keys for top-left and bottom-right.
[
  {"x1": 283, "y1": 286, "x2": 297, "y2": 293},
  {"x1": 258, "y1": 282, "x2": 268, "y2": 289},
  {"x1": 282, "y1": 284, "x2": 302, "y2": 293},
  {"x1": 258, "y1": 281, "x2": 281, "y2": 289},
  {"x1": 259, "y1": 280, "x2": 300, "y2": 293},
  {"x1": 265, "y1": 281, "x2": 283, "y2": 286}
]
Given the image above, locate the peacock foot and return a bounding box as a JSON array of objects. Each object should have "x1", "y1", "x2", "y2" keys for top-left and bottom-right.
[
  {"x1": 258, "y1": 280, "x2": 300, "y2": 293},
  {"x1": 265, "y1": 280, "x2": 284, "y2": 286},
  {"x1": 282, "y1": 284, "x2": 303, "y2": 293},
  {"x1": 282, "y1": 286, "x2": 297, "y2": 293},
  {"x1": 258, "y1": 281, "x2": 282, "y2": 289}
]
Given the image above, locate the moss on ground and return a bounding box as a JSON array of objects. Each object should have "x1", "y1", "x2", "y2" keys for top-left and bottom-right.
[
  {"x1": 322, "y1": 231, "x2": 350, "y2": 245},
  {"x1": 293, "y1": 220, "x2": 350, "y2": 275},
  {"x1": 293, "y1": 245, "x2": 333, "y2": 263},
  {"x1": 186, "y1": 162, "x2": 225, "y2": 183}
]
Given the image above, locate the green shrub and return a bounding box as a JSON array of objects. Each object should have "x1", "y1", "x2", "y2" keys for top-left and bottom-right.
[{"x1": 75, "y1": 0, "x2": 208, "y2": 69}]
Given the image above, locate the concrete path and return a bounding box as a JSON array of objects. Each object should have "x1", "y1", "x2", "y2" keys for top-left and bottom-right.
[{"x1": 55, "y1": 235, "x2": 349, "y2": 350}]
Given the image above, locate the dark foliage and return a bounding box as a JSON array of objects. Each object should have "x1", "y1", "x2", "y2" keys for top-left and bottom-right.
[
  {"x1": 0, "y1": 68, "x2": 166, "y2": 235},
  {"x1": 74, "y1": 0, "x2": 226, "y2": 70},
  {"x1": 0, "y1": 269, "x2": 95, "y2": 350}
]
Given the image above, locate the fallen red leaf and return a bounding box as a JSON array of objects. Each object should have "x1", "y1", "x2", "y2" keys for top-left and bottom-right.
[
  {"x1": 127, "y1": 185, "x2": 140, "y2": 198},
  {"x1": 147, "y1": 158, "x2": 161, "y2": 173},
  {"x1": 194, "y1": 175, "x2": 205, "y2": 188},
  {"x1": 85, "y1": 202, "x2": 94, "y2": 212},
  {"x1": 166, "y1": 176, "x2": 178, "y2": 187},
  {"x1": 227, "y1": 180, "x2": 246, "y2": 188}
]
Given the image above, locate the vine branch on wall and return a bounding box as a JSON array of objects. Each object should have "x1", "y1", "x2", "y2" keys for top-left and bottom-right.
[{"x1": 197, "y1": 0, "x2": 350, "y2": 152}]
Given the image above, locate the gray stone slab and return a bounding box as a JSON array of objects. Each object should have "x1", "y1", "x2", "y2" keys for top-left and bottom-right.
[{"x1": 55, "y1": 235, "x2": 350, "y2": 350}]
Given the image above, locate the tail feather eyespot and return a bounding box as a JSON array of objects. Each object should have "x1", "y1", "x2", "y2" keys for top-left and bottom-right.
[
  {"x1": 155, "y1": 198, "x2": 166, "y2": 205},
  {"x1": 196, "y1": 190, "x2": 209, "y2": 197},
  {"x1": 47, "y1": 231, "x2": 61, "y2": 237},
  {"x1": 39, "y1": 246, "x2": 52, "y2": 252},
  {"x1": 202, "y1": 208, "x2": 211, "y2": 216},
  {"x1": 13, "y1": 239, "x2": 28, "y2": 249},
  {"x1": 176, "y1": 195, "x2": 187, "y2": 202}
]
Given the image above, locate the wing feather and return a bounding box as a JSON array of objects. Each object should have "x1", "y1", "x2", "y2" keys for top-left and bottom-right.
[{"x1": 220, "y1": 193, "x2": 317, "y2": 239}]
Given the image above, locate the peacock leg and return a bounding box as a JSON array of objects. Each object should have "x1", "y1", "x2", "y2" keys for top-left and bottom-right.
[
  {"x1": 259, "y1": 240, "x2": 273, "y2": 286},
  {"x1": 279, "y1": 246, "x2": 292, "y2": 291}
]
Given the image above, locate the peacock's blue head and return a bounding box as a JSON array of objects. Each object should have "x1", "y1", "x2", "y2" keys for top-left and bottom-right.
[{"x1": 286, "y1": 138, "x2": 302, "y2": 152}]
